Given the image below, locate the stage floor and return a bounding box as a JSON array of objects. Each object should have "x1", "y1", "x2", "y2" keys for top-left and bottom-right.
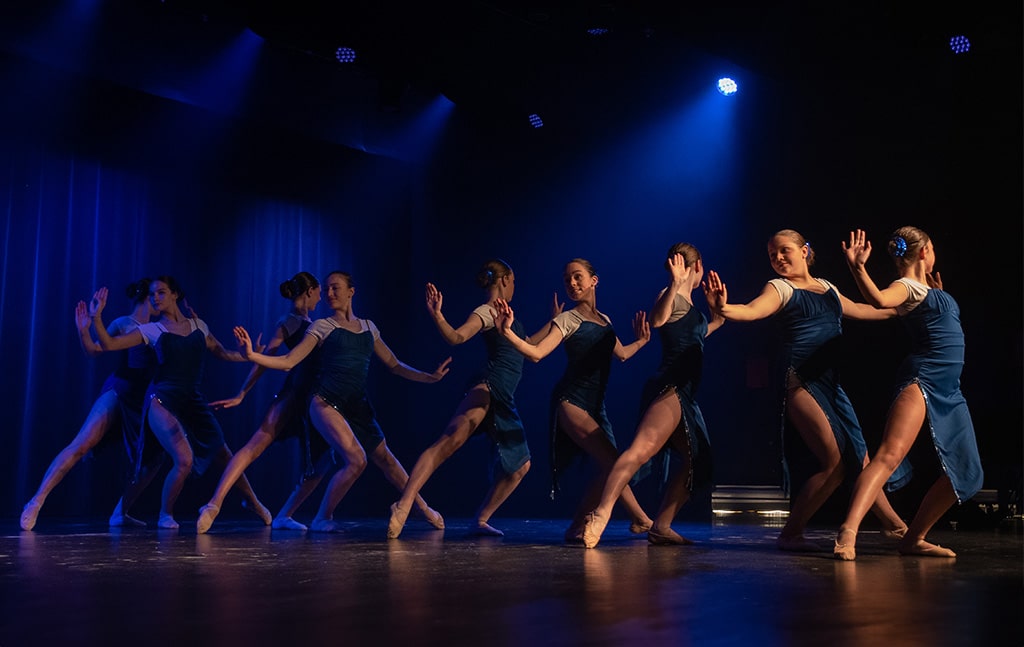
[{"x1": 2, "y1": 514, "x2": 1021, "y2": 646}]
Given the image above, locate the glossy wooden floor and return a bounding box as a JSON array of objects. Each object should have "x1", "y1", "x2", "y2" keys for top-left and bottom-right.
[{"x1": 3, "y1": 513, "x2": 1021, "y2": 647}]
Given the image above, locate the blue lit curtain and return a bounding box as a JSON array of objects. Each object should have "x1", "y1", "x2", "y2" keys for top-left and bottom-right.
[{"x1": 0, "y1": 141, "x2": 418, "y2": 518}]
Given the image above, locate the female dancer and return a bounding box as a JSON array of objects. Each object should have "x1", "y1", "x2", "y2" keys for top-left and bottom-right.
[
  {"x1": 493, "y1": 258, "x2": 654, "y2": 542},
  {"x1": 387, "y1": 259, "x2": 534, "y2": 539},
  {"x1": 91, "y1": 277, "x2": 272, "y2": 530},
  {"x1": 20, "y1": 279, "x2": 163, "y2": 530},
  {"x1": 196, "y1": 271, "x2": 330, "y2": 533},
  {"x1": 703, "y1": 229, "x2": 908, "y2": 551},
  {"x1": 834, "y1": 228, "x2": 983, "y2": 559},
  {"x1": 233, "y1": 271, "x2": 450, "y2": 533},
  {"x1": 583, "y1": 243, "x2": 723, "y2": 548}
]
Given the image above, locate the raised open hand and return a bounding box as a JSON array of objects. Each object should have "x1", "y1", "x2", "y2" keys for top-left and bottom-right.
[
  {"x1": 425, "y1": 282, "x2": 443, "y2": 317},
  {"x1": 89, "y1": 287, "x2": 109, "y2": 318},
  {"x1": 492, "y1": 298, "x2": 514, "y2": 334},
  {"x1": 667, "y1": 253, "x2": 692, "y2": 283},
  {"x1": 702, "y1": 270, "x2": 728, "y2": 312},
  {"x1": 233, "y1": 325, "x2": 254, "y2": 358},
  {"x1": 842, "y1": 229, "x2": 872, "y2": 268},
  {"x1": 632, "y1": 310, "x2": 650, "y2": 343},
  {"x1": 75, "y1": 301, "x2": 91, "y2": 331}
]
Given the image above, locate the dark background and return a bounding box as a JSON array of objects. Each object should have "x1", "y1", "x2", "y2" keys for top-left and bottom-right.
[{"x1": 2, "y1": 1, "x2": 1020, "y2": 525}]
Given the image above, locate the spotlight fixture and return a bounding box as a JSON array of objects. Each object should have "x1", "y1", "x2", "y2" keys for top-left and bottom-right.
[
  {"x1": 717, "y1": 77, "x2": 738, "y2": 96},
  {"x1": 528, "y1": 113, "x2": 544, "y2": 128},
  {"x1": 586, "y1": 27, "x2": 609, "y2": 36},
  {"x1": 949, "y1": 35, "x2": 970, "y2": 54},
  {"x1": 335, "y1": 47, "x2": 357, "y2": 63}
]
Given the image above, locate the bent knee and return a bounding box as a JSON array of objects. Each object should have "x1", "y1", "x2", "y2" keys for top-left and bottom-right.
[
  {"x1": 349, "y1": 451, "x2": 369, "y2": 474},
  {"x1": 172, "y1": 455, "x2": 194, "y2": 473},
  {"x1": 870, "y1": 448, "x2": 906, "y2": 474}
]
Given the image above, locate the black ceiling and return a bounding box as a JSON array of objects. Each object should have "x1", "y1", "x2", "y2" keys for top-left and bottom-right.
[{"x1": 193, "y1": 2, "x2": 1018, "y2": 105}]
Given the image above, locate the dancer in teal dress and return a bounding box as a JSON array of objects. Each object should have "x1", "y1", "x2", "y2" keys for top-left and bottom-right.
[
  {"x1": 704, "y1": 230, "x2": 908, "y2": 551},
  {"x1": 834, "y1": 227, "x2": 983, "y2": 560},
  {"x1": 493, "y1": 258, "x2": 654, "y2": 542},
  {"x1": 234, "y1": 271, "x2": 450, "y2": 533},
  {"x1": 583, "y1": 243, "x2": 724, "y2": 548},
  {"x1": 91, "y1": 276, "x2": 271, "y2": 530},
  {"x1": 197, "y1": 271, "x2": 334, "y2": 534},
  {"x1": 20, "y1": 278, "x2": 163, "y2": 530},
  {"x1": 388, "y1": 259, "x2": 535, "y2": 539}
]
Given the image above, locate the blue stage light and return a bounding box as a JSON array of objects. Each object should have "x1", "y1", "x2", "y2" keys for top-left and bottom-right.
[
  {"x1": 949, "y1": 36, "x2": 970, "y2": 54},
  {"x1": 528, "y1": 114, "x2": 544, "y2": 128},
  {"x1": 587, "y1": 28, "x2": 609, "y2": 36},
  {"x1": 717, "y1": 78, "x2": 738, "y2": 96},
  {"x1": 335, "y1": 47, "x2": 357, "y2": 63}
]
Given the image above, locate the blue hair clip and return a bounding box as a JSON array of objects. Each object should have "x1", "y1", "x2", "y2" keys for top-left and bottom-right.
[{"x1": 892, "y1": 236, "x2": 907, "y2": 257}]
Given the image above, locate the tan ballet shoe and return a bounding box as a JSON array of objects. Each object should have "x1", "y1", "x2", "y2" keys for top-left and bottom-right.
[
  {"x1": 834, "y1": 528, "x2": 856, "y2": 561},
  {"x1": 387, "y1": 502, "x2": 409, "y2": 539},
  {"x1": 581, "y1": 512, "x2": 608, "y2": 549},
  {"x1": 898, "y1": 540, "x2": 956, "y2": 558},
  {"x1": 20, "y1": 499, "x2": 42, "y2": 531},
  {"x1": 648, "y1": 527, "x2": 694, "y2": 546},
  {"x1": 196, "y1": 504, "x2": 220, "y2": 534}
]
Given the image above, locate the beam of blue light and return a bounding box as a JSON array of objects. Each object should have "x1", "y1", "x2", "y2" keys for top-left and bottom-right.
[
  {"x1": 187, "y1": 28, "x2": 264, "y2": 115},
  {"x1": 380, "y1": 93, "x2": 456, "y2": 162}
]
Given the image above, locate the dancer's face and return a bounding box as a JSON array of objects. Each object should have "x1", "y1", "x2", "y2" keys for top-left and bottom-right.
[
  {"x1": 149, "y1": 281, "x2": 178, "y2": 314},
  {"x1": 325, "y1": 275, "x2": 353, "y2": 310},
  {"x1": 767, "y1": 235, "x2": 807, "y2": 278},
  {"x1": 563, "y1": 262, "x2": 596, "y2": 302}
]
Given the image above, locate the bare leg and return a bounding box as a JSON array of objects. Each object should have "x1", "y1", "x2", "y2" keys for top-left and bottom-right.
[
  {"x1": 646, "y1": 466, "x2": 695, "y2": 546},
  {"x1": 897, "y1": 475, "x2": 958, "y2": 557},
  {"x1": 389, "y1": 387, "x2": 488, "y2": 539},
  {"x1": 863, "y1": 452, "x2": 908, "y2": 535},
  {"x1": 558, "y1": 403, "x2": 654, "y2": 535},
  {"x1": 195, "y1": 445, "x2": 271, "y2": 533},
  {"x1": 273, "y1": 452, "x2": 333, "y2": 530},
  {"x1": 209, "y1": 445, "x2": 271, "y2": 522},
  {"x1": 369, "y1": 442, "x2": 444, "y2": 529},
  {"x1": 777, "y1": 386, "x2": 844, "y2": 550},
  {"x1": 308, "y1": 397, "x2": 367, "y2": 532},
  {"x1": 21, "y1": 391, "x2": 120, "y2": 530},
  {"x1": 196, "y1": 422, "x2": 279, "y2": 533},
  {"x1": 583, "y1": 392, "x2": 678, "y2": 547},
  {"x1": 837, "y1": 384, "x2": 927, "y2": 560},
  {"x1": 110, "y1": 454, "x2": 167, "y2": 527},
  {"x1": 147, "y1": 399, "x2": 194, "y2": 529},
  {"x1": 472, "y1": 461, "x2": 530, "y2": 536}
]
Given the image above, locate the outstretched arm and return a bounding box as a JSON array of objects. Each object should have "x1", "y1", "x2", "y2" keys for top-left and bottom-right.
[
  {"x1": 492, "y1": 298, "x2": 564, "y2": 362},
  {"x1": 702, "y1": 271, "x2": 780, "y2": 322},
  {"x1": 650, "y1": 254, "x2": 691, "y2": 328},
  {"x1": 206, "y1": 328, "x2": 255, "y2": 362},
  {"x1": 90, "y1": 288, "x2": 145, "y2": 351},
  {"x1": 612, "y1": 310, "x2": 650, "y2": 361},
  {"x1": 426, "y1": 282, "x2": 484, "y2": 346},
  {"x1": 234, "y1": 325, "x2": 314, "y2": 370},
  {"x1": 211, "y1": 324, "x2": 288, "y2": 408},
  {"x1": 837, "y1": 292, "x2": 898, "y2": 321},
  {"x1": 373, "y1": 336, "x2": 452, "y2": 383},
  {"x1": 842, "y1": 229, "x2": 912, "y2": 309},
  {"x1": 75, "y1": 301, "x2": 103, "y2": 357}
]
